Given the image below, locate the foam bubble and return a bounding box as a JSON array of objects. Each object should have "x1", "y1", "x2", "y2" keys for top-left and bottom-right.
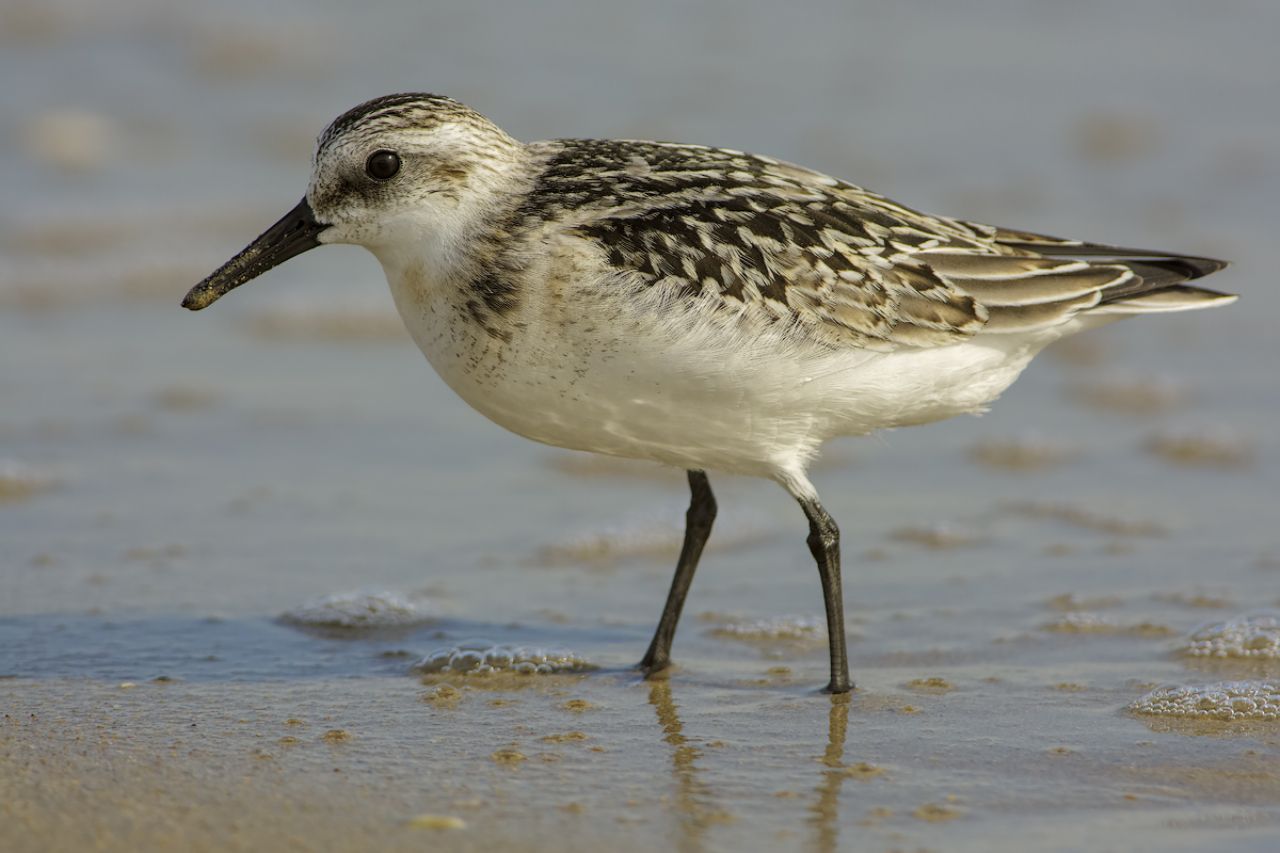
[
  {"x1": 1129, "y1": 682, "x2": 1280, "y2": 721},
  {"x1": 412, "y1": 641, "x2": 594, "y2": 676},
  {"x1": 1043, "y1": 612, "x2": 1117, "y2": 633},
  {"x1": 1045, "y1": 593, "x2": 1123, "y2": 611},
  {"x1": 1182, "y1": 613, "x2": 1280, "y2": 659},
  {"x1": 711, "y1": 615, "x2": 823, "y2": 642},
  {"x1": 279, "y1": 590, "x2": 431, "y2": 630}
]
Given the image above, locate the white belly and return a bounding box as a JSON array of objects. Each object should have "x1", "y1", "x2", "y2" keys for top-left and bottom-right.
[{"x1": 382, "y1": 259, "x2": 1050, "y2": 478}]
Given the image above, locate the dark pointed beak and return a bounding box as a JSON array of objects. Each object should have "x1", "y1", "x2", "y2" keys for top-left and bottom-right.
[{"x1": 182, "y1": 197, "x2": 329, "y2": 311}]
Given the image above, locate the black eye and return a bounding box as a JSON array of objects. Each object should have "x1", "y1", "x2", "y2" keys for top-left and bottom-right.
[{"x1": 365, "y1": 150, "x2": 400, "y2": 181}]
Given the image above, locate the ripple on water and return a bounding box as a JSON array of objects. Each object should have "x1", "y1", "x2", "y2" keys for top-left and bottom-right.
[
  {"x1": 535, "y1": 515, "x2": 767, "y2": 568},
  {"x1": 1146, "y1": 426, "x2": 1256, "y2": 469},
  {"x1": 279, "y1": 590, "x2": 432, "y2": 631},
  {"x1": 1069, "y1": 374, "x2": 1189, "y2": 414},
  {"x1": 889, "y1": 523, "x2": 983, "y2": 549},
  {"x1": 1007, "y1": 501, "x2": 1166, "y2": 537},
  {"x1": 245, "y1": 304, "x2": 407, "y2": 342},
  {"x1": 970, "y1": 434, "x2": 1075, "y2": 471},
  {"x1": 412, "y1": 641, "x2": 594, "y2": 676},
  {"x1": 1042, "y1": 612, "x2": 1174, "y2": 637},
  {"x1": 1182, "y1": 613, "x2": 1280, "y2": 659},
  {"x1": 0, "y1": 459, "x2": 58, "y2": 502},
  {"x1": 1129, "y1": 682, "x2": 1280, "y2": 721}
]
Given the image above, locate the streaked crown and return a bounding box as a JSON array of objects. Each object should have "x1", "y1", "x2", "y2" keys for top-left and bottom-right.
[{"x1": 316, "y1": 93, "x2": 511, "y2": 155}]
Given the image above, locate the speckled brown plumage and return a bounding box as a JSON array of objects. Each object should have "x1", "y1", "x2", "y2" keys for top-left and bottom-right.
[{"x1": 500, "y1": 136, "x2": 1227, "y2": 352}]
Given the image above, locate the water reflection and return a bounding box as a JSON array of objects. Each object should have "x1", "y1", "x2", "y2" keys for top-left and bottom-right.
[
  {"x1": 648, "y1": 681, "x2": 857, "y2": 852},
  {"x1": 809, "y1": 692, "x2": 852, "y2": 853},
  {"x1": 647, "y1": 679, "x2": 718, "y2": 853}
]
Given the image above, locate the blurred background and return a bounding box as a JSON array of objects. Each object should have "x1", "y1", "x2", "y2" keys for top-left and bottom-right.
[{"x1": 1, "y1": 1, "x2": 1277, "y2": 850}]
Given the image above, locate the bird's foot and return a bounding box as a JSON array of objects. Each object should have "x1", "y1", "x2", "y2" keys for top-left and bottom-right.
[
  {"x1": 635, "y1": 656, "x2": 672, "y2": 680},
  {"x1": 823, "y1": 674, "x2": 854, "y2": 695}
]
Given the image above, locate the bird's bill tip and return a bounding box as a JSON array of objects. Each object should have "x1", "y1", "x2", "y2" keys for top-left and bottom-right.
[
  {"x1": 180, "y1": 284, "x2": 220, "y2": 311},
  {"x1": 182, "y1": 197, "x2": 328, "y2": 311}
]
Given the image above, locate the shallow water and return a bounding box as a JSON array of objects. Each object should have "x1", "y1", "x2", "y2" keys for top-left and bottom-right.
[{"x1": 2, "y1": 1, "x2": 1279, "y2": 850}]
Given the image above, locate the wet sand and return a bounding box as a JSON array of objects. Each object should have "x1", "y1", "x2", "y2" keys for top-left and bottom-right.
[
  {"x1": 5, "y1": 642, "x2": 1280, "y2": 852},
  {"x1": 3, "y1": 1, "x2": 1279, "y2": 850}
]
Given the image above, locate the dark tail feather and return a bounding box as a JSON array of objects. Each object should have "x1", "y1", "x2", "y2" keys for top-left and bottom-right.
[{"x1": 990, "y1": 226, "x2": 1235, "y2": 311}]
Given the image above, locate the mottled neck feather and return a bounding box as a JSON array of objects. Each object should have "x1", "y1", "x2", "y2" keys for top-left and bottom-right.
[{"x1": 444, "y1": 149, "x2": 563, "y2": 342}]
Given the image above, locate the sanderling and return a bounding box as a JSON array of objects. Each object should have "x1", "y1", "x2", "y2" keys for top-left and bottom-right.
[{"x1": 184, "y1": 93, "x2": 1235, "y2": 694}]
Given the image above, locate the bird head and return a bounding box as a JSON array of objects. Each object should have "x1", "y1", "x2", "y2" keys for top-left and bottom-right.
[{"x1": 182, "y1": 93, "x2": 521, "y2": 311}]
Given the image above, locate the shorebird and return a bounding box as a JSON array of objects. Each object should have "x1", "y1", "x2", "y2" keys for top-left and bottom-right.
[{"x1": 184, "y1": 93, "x2": 1235, "y2": 693}]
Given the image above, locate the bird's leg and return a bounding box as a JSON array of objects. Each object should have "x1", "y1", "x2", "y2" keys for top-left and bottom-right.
[
  {"x1": 638, "y1": 470, "x2": 716, "y2": 676},
  {"x1": 788, "y1": 481, "x2": 852, "y2": 694}
]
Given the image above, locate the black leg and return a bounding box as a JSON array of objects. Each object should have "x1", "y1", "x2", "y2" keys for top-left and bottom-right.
[
  {"x1": 798, "y1": 497, "x2": 852, "y2": 694},
  {"x1": 639, "y1": 470, "x2": 716, "y2": 676}
]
